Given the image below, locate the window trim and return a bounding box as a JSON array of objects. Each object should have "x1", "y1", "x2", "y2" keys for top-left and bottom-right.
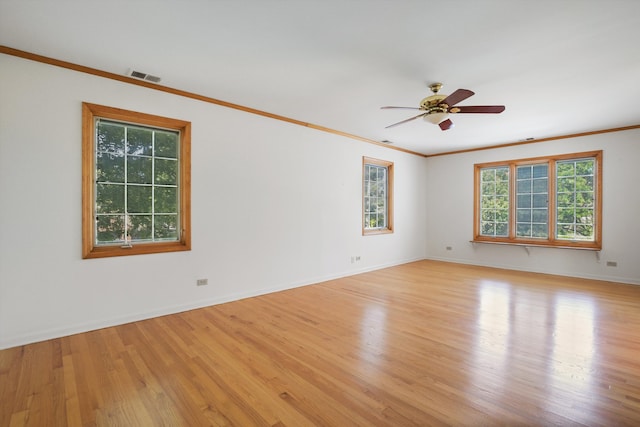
[
  {"x1": 82, "y1": 102, "x2": 191, "y2": 258},
  {"x1": 473, "y1": 150, "x2": 602, "y2": 250},
  {"x1": 362, "y1": 156, "x2": 394, "y2": 236}
]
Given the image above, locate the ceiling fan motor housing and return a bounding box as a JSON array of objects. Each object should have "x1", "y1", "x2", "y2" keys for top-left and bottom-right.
[{"x1": 420, "y1": 94, "x2": 449, "y2": 123}]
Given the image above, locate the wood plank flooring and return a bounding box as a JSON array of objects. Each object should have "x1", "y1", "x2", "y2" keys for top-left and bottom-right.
[{"x1": 2, "y1": 260, "x2": 640, "y2": 426}]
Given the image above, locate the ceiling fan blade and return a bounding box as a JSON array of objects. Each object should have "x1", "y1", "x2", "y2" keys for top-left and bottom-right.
[
  {"x1": 385, "y1": 112, "x2": 427, "y2": 128},
  {"x1": 438, "y1": 118, "x2": 454, "y2": 131},
  {"x1": 381, "y1": 106, "x2": 421, "y2": 110},
  {"x1": 451, "y1": 105, "x2": 505, "y2": 113},
  {"x1": 440, "y1": 89, "x2": 474, "y2": 107}
]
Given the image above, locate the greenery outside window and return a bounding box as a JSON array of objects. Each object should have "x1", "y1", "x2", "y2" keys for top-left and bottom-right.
[
  {"x1": 82, "y1": 103, "x2": 191, "y2": 258},
  {"x1": 363, "y1": 157, "x2": 394, "y2": 235},
  {"x1": 474, "y1": 151, "x2": 602, "y2": 249}
]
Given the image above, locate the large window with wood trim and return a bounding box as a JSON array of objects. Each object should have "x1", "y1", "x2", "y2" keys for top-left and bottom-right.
[
  {"x1": 82, "y1": 103, "x2": 191, "y2": 258},
  {"x1": 474, "y1": 151, "x2": 602, "y2": 249},
  {"x1": 363, "y1": 157, "x2": 394, "y2": 235}
]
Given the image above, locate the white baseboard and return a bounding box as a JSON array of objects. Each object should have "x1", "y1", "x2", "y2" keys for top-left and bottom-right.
[{"x1": 0, "y1": 256, "x2": 422, "y2": 350}]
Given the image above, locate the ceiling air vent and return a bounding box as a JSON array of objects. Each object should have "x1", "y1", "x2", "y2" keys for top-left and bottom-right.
[{"x1": 126, "y1": 69, "x2": 161, "y2": 83}]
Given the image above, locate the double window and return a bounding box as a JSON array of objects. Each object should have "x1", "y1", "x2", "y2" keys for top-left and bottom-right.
[
  {"x1": 474, "y1": 151, "x2": 602, "y2": 249},
  {"x1": 82, "y1": 103, "x2": 191, "y2": 258},
  {"x1": 363, "y1": 157, "x2": 394, "y2": 235}
]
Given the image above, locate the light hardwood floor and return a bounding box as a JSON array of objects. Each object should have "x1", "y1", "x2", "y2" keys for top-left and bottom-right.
[{"x1": 2, "y1": 260, "x2": 640, "y2": 426}]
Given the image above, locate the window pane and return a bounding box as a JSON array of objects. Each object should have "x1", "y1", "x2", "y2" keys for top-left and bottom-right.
[
  {"x1": 532, "y1": 194, "x2": 547, "y2": 208},
  {"x1": 481, "y1": 169, "x2": 495, "y2": 182},
  {"x1": 533, "y1": 164, "x2": 548, "y2": 178},
  {"x1": 576, "y1": 175, "x2": 593, "y2": 190},
  {"x1": 155, "y1": 214, "x2": 178, "y2": 240},
  {"x1": 96, "y1": 215, "x2": 125, "y2": 244},
  {"x1": 575, "y1": 160, "x2": 594, "y2": 175},
  {"x1": 557, "y1": 192, "x2": 575, "y2": 207},
  {"x1": 496, "y1": 181, "x2": 509, "y2": 195},
  {"x1": 557, "y1": 177, "x2": 575, "y2": 192},
  {"x1": 517, "y1": 194, "x2": 531, "y2": 208},
  {"x1": 557, "y1": 224, "x2": 575, "y2": 239},
  {"x1": 482, "y1": 195, "x2": 495, "y2": 208},
  {"x1": 576, "y1": 208, "x2": 594, "y2": 224},
  {"x1": 127, "y1": 185, "x2": 152, "y2": 213},
  {"x1": 558, "y1": 208, "x2": 575, "y2": 223},
  {"x1": 532, "y1": 209, "x2": 548, "y2": 223},
  {"x1": 495, "y1": 195, "x2": 509, "y2": 209},
  {"x1": 96, "y1": 153, "x2": 125, "y2": 183},
  {"x1": 517, "y1": 179, "x2": 531, "y2": 193},
  {"x1": 482, "y1": 222, "x2": 495, "y2": 235},
  {"x1": 532, "y1": 224, "x2": 548, "y2": 237},
  {"x1": 481, "y1": 209, "x2": 495, "y2": 221},
  {"x1": 126, "y1": 126, "x2": 153, "y2": 156},
  {"x1": 516, "y1": 223, "x2": 531, "y2": 237},
  {"x1": 155, "y1": 187, "x2": 178, "y2": 213},
  {"x1": 96, "y1": 183, "x2": 124, "y2": 213},
  {"x1": 496, "y1": 222, "x2": 509, "y2": 236},
  {"x1": 482, "y1": 182, "x2": 495, "y2": 195},
  {"x1": 575, "y1": 224, "x2": 594, "y2": 240},
  {"x1": 533, "y1": 178, "x2": 548, "y2": 193},
  {"x1": 127, "y1": 156, "x2": 153, "y2": 184},
  {"x1": 517, "y1": 167, "x2": 531, "y2": 179},
  {"x1": 155, "y1": 131, "x2": 179, "y2": 159},
  {"x1": 496, "y1": 168, "x2": 509, "y2": 181},
  {"x1": 496, "y1": 210, "x2": 509, "y2": 222},
  {"x1": 577, "y1": 192, "x2": 594, "y2": 208},
  {"x1": 129, "y1": 215, "x2": 152, "y2": 240},
  {"x1": 517, "y1": 209, "x2": 531, "y2": 222},
  {"x1": 155, "y1": 159, "x2": 178, "y2": 185},
  {"x1": 557, "y1": 162, "x2": 575, "y2": 177},
  {"x1": 97, "y1": 121, "x2": 125, "y2": 154}
]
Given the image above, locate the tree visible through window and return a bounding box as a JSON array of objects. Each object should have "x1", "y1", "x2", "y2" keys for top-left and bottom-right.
[
  {"x1": 82, "y1": 103, "x2": 191, "y2": 258},
  {"x1": 363, "y1": 157, "x2": 394, "y2": 235},
  {"x1": 474, "y1": 151, "x2": 601, "y2": 249}
]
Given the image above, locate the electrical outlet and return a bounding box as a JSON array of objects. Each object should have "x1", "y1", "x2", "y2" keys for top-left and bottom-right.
[{"x1": 196, "y1": 278, "x2": 208, "y2": 286}]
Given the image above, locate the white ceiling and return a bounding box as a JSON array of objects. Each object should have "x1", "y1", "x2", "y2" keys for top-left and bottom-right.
[{"x1": 2, "y1": 0, "x2": 639, "y2": 155}]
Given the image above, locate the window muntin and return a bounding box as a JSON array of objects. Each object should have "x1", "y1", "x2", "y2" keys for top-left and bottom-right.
[
  {"x1": 474, "y1": 151, "x2": 601, "y2": 249},
  {"x1": 82, "y1": 103, "x2": 191, "y2": 258},
  {"x1": 363, "y1": 157, "x2": 394, "y2": 235}
]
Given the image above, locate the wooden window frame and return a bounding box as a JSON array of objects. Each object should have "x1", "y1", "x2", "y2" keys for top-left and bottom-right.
[
  {"x1": 82, "y1": 103, "x2": 191, "y2": 258},
  {"x1": 473, "y1": 150, "x2": 602, "y2": 250},
  {"x1": 362, "y1": 157, "x2": 394, "y2": 236}
]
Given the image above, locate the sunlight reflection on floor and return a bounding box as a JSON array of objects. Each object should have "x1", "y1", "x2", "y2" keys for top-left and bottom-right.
[{"x1": 471, "y1": 280, "x2": 597, "y2": 420}]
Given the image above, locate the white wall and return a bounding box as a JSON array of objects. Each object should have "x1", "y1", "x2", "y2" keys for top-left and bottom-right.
[
  {"x1": 425, "y1": 130, "x2": 640, "y2": 285},
  {"x1": 0, "y1": 54, "x2": 427, "y2": 349}
]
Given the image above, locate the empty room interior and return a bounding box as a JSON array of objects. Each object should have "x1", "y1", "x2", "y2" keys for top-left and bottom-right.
[{"x1": 1, "y1": 1, "x2": 640, "y2": 425}]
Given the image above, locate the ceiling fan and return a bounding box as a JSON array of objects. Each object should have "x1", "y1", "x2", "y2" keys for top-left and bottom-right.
[{"x1": 381, "y1": 83, "x2": 505, "y2": 131}]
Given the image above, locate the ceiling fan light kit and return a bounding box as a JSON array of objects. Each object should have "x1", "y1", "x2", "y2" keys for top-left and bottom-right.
[{"x1": 382, "y1": 82, "x2": 505, "y2": 131}]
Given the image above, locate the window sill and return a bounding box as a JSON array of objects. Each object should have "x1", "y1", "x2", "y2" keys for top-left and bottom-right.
[
  {"x1": 363, "y1": 228, "x2": 394, "y2": 236},
  {"x1": 470, "y1": 239, "x2": 601, "y2": 258}
]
